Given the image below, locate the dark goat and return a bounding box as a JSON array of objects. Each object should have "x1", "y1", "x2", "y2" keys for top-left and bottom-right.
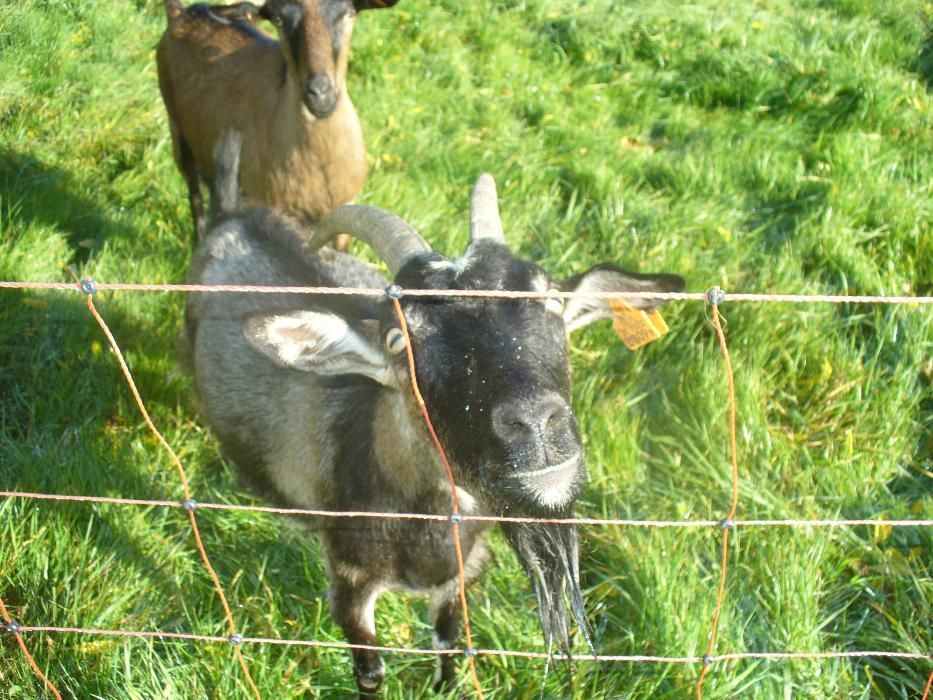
[
  {"x1": 156, "y1": 0, "x2": 398, "y2": 242},
  {"x1": 186, "y1": 135, "x2": 685, "y2": 696}
]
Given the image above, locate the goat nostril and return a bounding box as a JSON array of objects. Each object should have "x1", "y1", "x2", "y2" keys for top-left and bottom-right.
[
  {"x1": 508, "y1": 419, "x2": 530, "y2": 437},
  {"x1": 544, "y1": 403, "x2": 569, "y2": 429},
  {"x1": 492, "y1": 407, "x2": 528, "y2": 441},
  {"x1": 493, "y1": 397, "x2": 570, "y2": 443},
  {"x1": 303, "y1": 75, "x2": 338, "y2": 117},
  {"x1": 305, "y1": 76, "x2": 333, "y2": 99},
  {"x1": 302, "y1": 79, "x2": 338, "y2": 118}
]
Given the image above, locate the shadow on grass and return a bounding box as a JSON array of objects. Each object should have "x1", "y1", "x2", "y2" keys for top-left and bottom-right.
[
  {"x1": 0, "y1": 287, "x2": 354, "y2": 692},
  {"x1": 2, "y1": 290, "x2": 192, "y2": 572},
  {"x1": 0, "y1": 289, "x2": 192, "y2": 566},
  {"x1": 912, "y1": 23, "x2": 933, "y2": 90},
  {"x1": 0, "y1": 149, "x2": 123, "y2": 265},
  {"x1": 742, "y1": 178, "x2": 830, "y2": 257},
  {"x1": 0, "y1": 289, "x2": 180, "y2": 444}
]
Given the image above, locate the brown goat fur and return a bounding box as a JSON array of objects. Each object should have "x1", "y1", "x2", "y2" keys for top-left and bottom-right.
[{"x1": 157, "y1": 0, "x2": 396, "y2": 241}]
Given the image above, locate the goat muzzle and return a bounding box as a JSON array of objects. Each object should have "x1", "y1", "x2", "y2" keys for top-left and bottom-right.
[
  {"x1": 489, "y1": 394, "x2": 585, "y2": 509},
  {"x1": 303, "y1": 75, "x2": 338, "y2": 118}
]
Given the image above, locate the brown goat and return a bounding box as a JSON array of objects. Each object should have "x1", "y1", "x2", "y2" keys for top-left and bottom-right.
[{"x1": 156, "y1": 0, "x2": 398, "y2": 242}]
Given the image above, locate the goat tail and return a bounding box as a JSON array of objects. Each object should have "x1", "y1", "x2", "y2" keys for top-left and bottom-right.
[
  {"x1": 210, "y1": 130, "x2": 243, "y2": 222},
  {"x1": 164, "y1": 0, "x2": 184, "y2": 21}
]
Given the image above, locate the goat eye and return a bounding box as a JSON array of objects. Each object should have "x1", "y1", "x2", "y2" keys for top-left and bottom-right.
[
  {"x1": 385, "y1": 328, "x2": 406, "y2": 355},
  {"x1": 545, "y1": 291, "x2": 564, "y2": 315}
]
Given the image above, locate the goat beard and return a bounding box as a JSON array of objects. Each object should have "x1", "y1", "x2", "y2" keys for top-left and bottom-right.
[{"x1": 500, "y1": 517, "x2": 594, "y2": 659}]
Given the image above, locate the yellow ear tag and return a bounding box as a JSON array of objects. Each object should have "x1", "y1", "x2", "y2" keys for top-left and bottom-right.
[{"x1": 609, "y1": 299, "x2": 670, "y2": 350}]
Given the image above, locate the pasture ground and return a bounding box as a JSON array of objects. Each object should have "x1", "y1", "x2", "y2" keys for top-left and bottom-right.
[{"x1": 1, "y1": 0, "x2": 931, "y2": 697}]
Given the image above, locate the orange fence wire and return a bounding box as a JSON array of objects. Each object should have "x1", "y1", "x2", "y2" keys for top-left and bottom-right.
[
  {"x1": 0, "y1": 596, "x2": 62, "y2": 700},
  {"x1": 1, "y1": 279, "x2": 930, "y2": 698},
  {"x1": 390, "y1": 295, "x2": 484, "y2": 698},
  {"x1": 85, "y1": 292, "x2": 261, "y2": 700},
  {"x1": 695, "y1": 300, "x2": 741, "y2": 699}
]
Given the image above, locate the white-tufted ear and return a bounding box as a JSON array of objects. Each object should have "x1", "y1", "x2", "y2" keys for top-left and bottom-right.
[
  {"x1": 560, "y1": 265, "x2": 685, "y2": 333},
  {"x1": 243, "y1": 310, "x2": 398, "y2": 386}
]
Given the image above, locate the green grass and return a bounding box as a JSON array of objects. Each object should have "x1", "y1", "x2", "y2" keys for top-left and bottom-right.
[{"x1": 1, "y1": 0, "x2": 931, "y2": 697}]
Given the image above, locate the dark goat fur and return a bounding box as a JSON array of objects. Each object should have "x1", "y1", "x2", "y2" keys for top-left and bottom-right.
[
  {"x1": 157, "y1": 0, "x2": 398, "y2": 242},
  {"x1": 186, "y1": 134, "x2": 685, "y2": 696}
]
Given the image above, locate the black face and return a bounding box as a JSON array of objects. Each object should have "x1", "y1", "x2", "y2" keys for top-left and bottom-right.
[{"x1": 394, "y1": 240, "x2": 587, "y2": 515}]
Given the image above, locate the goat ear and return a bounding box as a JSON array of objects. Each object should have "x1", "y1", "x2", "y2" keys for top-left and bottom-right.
[
  {"x1": 242, "y1": 310, "x2": 396, "y2": 386},
  {"x1": 353, "y1": 0, "x2": 400, "y2": 10},
  {"x1": 209, "y1": 2, "x2": 262, "y2": 23},
  {"x1": 560, "y1": 264, "x2": 685, "y2": 333}
]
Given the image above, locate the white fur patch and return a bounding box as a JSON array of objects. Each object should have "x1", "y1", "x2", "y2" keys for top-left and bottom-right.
[
  {"x1": 360, "y1": 586, "x2": 384, "y2": 637},
  {"x1": 213, "y1": 227, "x2": 252, "y2": 255},
  {"x1": 336, "y1": 562, "x2": 368, "y2": 587},
  {"x1": 427, "y1": 259, "x2": 459, "y2": 273},
  {"x1": 530, "y1": 273, "x2": 550, "y2": 293},
  {"x1": 514, "y1": 454, "x2": 581, "y2": 509},
  {"x1": 451, "y1": 245, "x2": 482, "y2": 276},
  {"x1": 455, "y1": 486, "x2": 477, "y2": 514},
  {"x1": 432, "y1": 632, "x2": 457, "y2": 651}
]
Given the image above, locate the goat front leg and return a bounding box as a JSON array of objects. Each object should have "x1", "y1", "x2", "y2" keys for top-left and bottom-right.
[
  {"x1": 431, "y1": 587, "x2": 462, "y2": 693},
  {"x1": 329, "y1": 575, "x2": 385, "y2": 699}
]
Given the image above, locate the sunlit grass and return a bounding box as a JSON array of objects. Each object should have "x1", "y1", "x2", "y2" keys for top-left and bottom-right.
[{"x1": 1, "y1": 0, "x2": 930, "y2": 697}]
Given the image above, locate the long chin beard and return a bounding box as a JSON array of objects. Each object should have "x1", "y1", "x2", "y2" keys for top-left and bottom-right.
[{"x1": 500, "y1": 516, "x2": 594, "y2": 658}]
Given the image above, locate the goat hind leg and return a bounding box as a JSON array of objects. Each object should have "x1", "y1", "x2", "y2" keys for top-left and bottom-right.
[
  {"x1": 329, "y1": 576, "x2": 385, "y2": 699},
  {"x1": 178, "y1": 136, "x2": 207, "y2": 241},
  {"x1": 334, "y1": 233, "x2": 351, "y2": 252}
]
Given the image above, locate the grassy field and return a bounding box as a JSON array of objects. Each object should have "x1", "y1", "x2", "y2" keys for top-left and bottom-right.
[{"x1": 1, "y1": 0, "x2": 931, "y2": 697}]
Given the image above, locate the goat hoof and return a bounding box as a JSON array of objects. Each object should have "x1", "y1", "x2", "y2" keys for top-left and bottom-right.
[
  {"x1": 355, "y1": 659, "x2": 385, "y2": 698},
  {"x1": 432, "y1": 669, "x2": 460, "y2": 696}
]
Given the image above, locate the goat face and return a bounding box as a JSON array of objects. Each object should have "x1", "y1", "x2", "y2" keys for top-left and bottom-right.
[
  {"x1": 259, "y1": 0, "x2": 399, "y2": 119},
  {"x1": 395, "y1": 244, "x2": 586, "y2": 513}
]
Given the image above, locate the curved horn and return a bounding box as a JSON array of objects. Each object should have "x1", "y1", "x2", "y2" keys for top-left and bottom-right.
[
  {"x1": 311, "y1": 205, "x2": 432, "y2": 276},
  {"x1": 470, "y1": 172, "x2": 505, "y2": 243}
]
